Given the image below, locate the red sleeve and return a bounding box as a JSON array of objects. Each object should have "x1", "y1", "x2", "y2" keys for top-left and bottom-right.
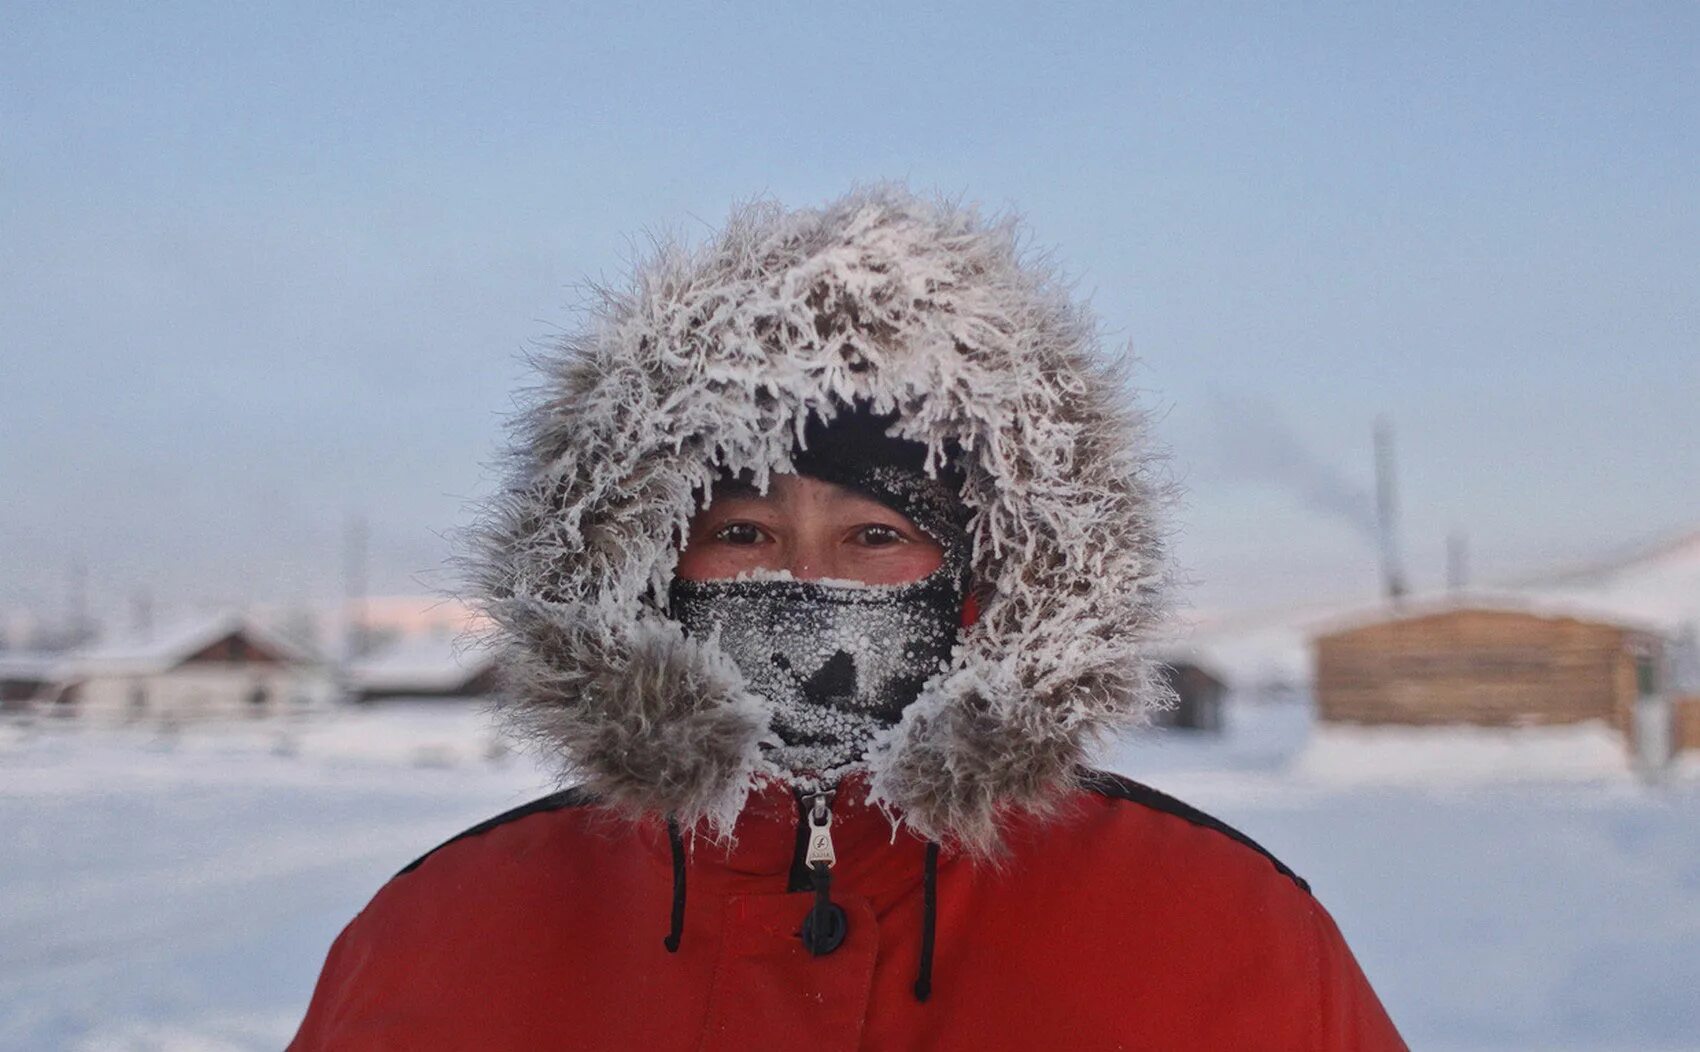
[
  {"x1": 285, "y1": 909, "x2": 373, "y2": 1051},
  {"x1": 1307, "y1": 897, "x2": 1407, "y2": 1050}
]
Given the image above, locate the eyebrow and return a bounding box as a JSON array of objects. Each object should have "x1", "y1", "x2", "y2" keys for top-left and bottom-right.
[
  {"x1": 707, "y1": 478, "x2": 918, "y2": 522},
  {"x1": 707, "y1": 479, "x2": 761, "y2": 501}
]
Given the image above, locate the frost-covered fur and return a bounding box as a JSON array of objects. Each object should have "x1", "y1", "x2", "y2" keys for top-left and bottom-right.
[{"x1": 467, "y1": 185, "x2": 1172, "y2": 855}]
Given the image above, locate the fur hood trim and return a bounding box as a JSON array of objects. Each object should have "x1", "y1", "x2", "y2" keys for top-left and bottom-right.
[{"x1": 468, "y1": 185, "x2": 1171, "y2": 855}]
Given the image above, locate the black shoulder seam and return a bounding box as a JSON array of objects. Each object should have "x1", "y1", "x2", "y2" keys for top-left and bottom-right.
[
  {"x1": 1075, "y1": 767, "x2": 1312, "y2": 895},
  {"x1": 394, "y1": 785, "x2": 599, "y2": 878}
]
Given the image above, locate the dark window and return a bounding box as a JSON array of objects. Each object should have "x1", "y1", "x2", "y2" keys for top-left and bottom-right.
[{"x1": 1636, "y1": 655, "x2": 1659, "y2": 697}]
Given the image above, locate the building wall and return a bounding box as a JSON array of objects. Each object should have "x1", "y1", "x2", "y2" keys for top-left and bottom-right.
[
  {"x1": 1315, "y1": 609, "x2": 1656, "y2": 729},
  {"x1": 1674, "y1": 695, "x2": 1700, "y2": 753}
]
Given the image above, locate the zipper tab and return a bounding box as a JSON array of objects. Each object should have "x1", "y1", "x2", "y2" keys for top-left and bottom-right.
[
  {"x1": 797, "y1": 787, "x2": 848, "y2": 955},
  {"x1": 804, "y1": 791, "x2": 837, "y2": 868}
]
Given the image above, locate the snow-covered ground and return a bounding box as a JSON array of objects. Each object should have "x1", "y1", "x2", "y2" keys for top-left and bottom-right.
[{"x1": 3, "y1": 702, "x2": 1698, "y2": 1051}]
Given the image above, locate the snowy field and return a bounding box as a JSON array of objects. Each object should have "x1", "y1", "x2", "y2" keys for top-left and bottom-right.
[{"x1": 3, "y1": 702, "x2": 1698, "y2": 1052}]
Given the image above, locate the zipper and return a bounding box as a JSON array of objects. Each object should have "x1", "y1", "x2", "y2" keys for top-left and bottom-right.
[
  {"x1": 795, "y1": 785, "x2": 847, "y2": 955},
  {"x1": 786, "y1": 784, "x2": 835, "y2": 890}
]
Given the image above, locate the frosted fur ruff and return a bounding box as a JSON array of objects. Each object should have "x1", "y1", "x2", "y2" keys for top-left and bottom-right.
[{"x1": 467, "y1": 185, "x2": 1171, "y2": 855}]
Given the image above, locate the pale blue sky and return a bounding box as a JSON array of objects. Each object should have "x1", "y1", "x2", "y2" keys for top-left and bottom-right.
[{"x1": 3, "y1": 2, "x2": 1696, "y2": 620}]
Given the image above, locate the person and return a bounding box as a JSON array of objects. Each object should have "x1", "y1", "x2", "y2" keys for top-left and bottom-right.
[{"x1": 288, "y1": 186, "x2": 1406, "y2": 1049}]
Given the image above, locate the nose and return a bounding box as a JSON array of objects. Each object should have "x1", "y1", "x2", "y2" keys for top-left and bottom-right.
[{"x1": 782, "y1": 530, "x2": 839, "y2": 582}]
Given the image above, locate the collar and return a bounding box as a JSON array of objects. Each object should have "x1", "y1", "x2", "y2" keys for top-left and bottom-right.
[{"x1": 635, "y1": 775, "x2": 934, "y2": 902}]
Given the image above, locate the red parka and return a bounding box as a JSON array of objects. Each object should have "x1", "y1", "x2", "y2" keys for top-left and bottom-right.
[
  {"x1": 289, "y1": 771, "x2": 1403, "y2": 1049},
  {"x1": 292, "y1": 189, "x2": 1407, "y2": 1048}
]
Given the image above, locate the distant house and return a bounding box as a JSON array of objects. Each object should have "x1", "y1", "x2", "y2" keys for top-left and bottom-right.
[
  {"x1": 1669, "y1": 631, "x2": 1700, "y2": 755},
  {"x1": 346, "y1": 632, "x2": 498, "y2": 702},
  {"x1": 1312, "y1": 597, "x2": 1664, "y2": 735},
  {"x1": 51, "y1": 613, "x2": 338, "y2": 720},
  {"x1": 0, "y1": 652, "x2": 61, "y2": 712},
  {"x1": 1673, "y1": 696, "x2": 1700, "y2": 754},
  {"x1": 1151, "y1": 660, "x2": 1227, "y2": 732}
]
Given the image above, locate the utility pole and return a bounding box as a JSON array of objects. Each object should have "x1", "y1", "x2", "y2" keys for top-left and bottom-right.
[
  {"x1": 1446, "y1": 531, "x2": 1470, "y2": 593},
  {"x1": 343, "y1": 514, "x2": 368, "y2": 662},
  {"x1": 131, "y1": 588, "x2": 155, "y2": 640}
]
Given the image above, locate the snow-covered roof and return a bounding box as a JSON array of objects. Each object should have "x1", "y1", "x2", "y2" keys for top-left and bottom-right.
[
  {"x1": 59, "y1": 612, "x2": 320, "y2": 678},
  {"x1": 1310, "y1": 588, "x2": 1670, "y2": 640},
  {"x1": 347, "y1": 632, "x2": 496, "y2": 693}
]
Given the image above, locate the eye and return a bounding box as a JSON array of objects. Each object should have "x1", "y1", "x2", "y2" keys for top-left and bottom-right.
[
  {"x1": 712, "y1": 522, "x2": 765, "y2": 546},
  {"x1": 855, "y1": 524, "x2": 906, "y2": 547}
]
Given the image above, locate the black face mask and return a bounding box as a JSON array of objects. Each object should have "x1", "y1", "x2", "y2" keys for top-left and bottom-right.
[{"x1": 670, "y1": 550, "x2": 968, "y2": 779}]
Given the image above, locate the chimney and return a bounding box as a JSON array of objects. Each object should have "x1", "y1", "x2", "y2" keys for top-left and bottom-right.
[{"x1": 1373, "y1": 418, "x2": 1408, "y2": 602}]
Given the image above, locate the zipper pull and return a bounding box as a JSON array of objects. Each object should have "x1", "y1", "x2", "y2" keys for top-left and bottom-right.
[
  {"x1": 800, "y1": 789, "x2": 847, "y2": 955},
  {"x1": 804, "y1": 791, "x2": 836, "y2": 868}
]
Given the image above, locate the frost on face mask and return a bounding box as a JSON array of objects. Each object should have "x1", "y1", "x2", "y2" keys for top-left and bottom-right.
[{"x1": 670, "y1": 560, "x2": 966, "y2": 780}]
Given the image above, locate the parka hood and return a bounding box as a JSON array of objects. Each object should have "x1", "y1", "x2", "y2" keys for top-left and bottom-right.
[{"x1": 467, "y1": 185, "x2": 1171, "y2": 854}]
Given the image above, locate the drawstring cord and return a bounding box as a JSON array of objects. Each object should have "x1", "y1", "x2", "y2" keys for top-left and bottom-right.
[
  {"x1": 663, "y1": 816, "x2": 686, "y2": 952},
  {"x1": 913, "y1": 841, "x2": 939, "y2": 1002}
]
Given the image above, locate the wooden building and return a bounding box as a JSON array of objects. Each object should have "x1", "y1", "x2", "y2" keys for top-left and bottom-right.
[
  {"x1": 1674, "y1": 695, "x2": 1700, "y2": 754},
  {"x1": 1314, "y1": 601, "x2": 1663, "y2": 731}
]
